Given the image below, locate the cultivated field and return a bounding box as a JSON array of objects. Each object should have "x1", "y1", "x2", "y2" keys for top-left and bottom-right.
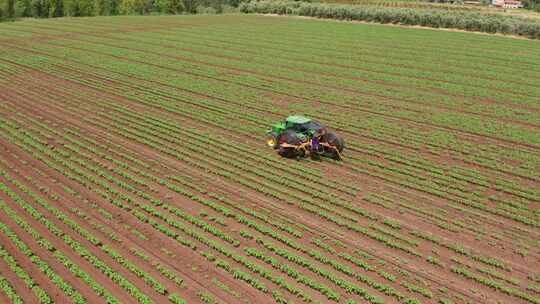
[{"x1": 0, "y1": 14, "x2": 539, "y2": 304}]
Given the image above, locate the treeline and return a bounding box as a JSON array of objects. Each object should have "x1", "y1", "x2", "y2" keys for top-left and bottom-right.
[
  {"x1": 522, "y1": 0, "x2": 540, "y2": 11},
  {"x1": 240, "y1": 0, "x2": 540, "y2": 38},
  {"x1": 0, "y1": 0, "x2": 241, "y2": 19}
]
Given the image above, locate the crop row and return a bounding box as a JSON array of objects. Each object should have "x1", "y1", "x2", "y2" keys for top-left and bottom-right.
[
  {"x1": 0, "y1": 176, "x2": 154, "y2": 303},
  {"x1": 0, "y1": 119, "x2": 321, "y2": 302},
  {"x1": 3, "y1": 47, "x2": 536, "y2": 230},
  {"x1": 0, "y1": 237, "x2": 52, "y2": 304},
  {"x1": 0, "y1": 273, "x2": 23, "y2": 304},
  {"x1": 4, "y1": 42, "x2": 536, "y2": 235},
  {"x1": 0, "y1": 108, "x2": 430, "y2": 302},
  {"x1": 1, "y1": 61, "x2": 532, "y2": 302},
  {"x1": 0, "y1": 89, "x2": 430, "y2": 302}
]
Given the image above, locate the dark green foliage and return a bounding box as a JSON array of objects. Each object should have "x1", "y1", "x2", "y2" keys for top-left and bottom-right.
[
  {"x1": 50, "y1": 0, "x2": 62, "y2": 17},
  {"x1": 522, "y1": 0, "x2": 540, "y2": 11},
  {"x1": 6, "y1": 0, "x2": 15, "y2": 18},
  {"x1": 16, "y1": 0, "x2": 32, "y2": 16},
  {"x1": 94, "y1": 0, "x2": 120, "y2": 15},
  {"x1": 0, "y1": 0, "x2": 241, "y2": 20},
  {"x1": 31, "y1": 0, "x2": 50, "y2": 17},
  {"x1": 65, "y1": 0, "x2": 94, "y2": 16},
  {"x1": 240, "y1": 0, "x2": 540, "y2": 39},
  {"x1": 155, "y1": 0, "x2": 185, "y2": 14}
]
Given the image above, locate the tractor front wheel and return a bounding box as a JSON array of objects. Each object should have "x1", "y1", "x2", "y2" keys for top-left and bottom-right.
[{"x1": 266, "y1": 133, "x2": 279, "y2": 149}]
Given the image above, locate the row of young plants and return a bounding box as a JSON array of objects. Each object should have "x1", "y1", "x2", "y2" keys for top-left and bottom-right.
[
  {"x1": 364, "y1": 193, "x2": 538, "y2": 299},
  {"x1": 5, "y1": 17, "x2": 540, "y2": 302},
  {"x1": 254, "y1": 237, "x2": 395, "y2": 304},
  {"x1": 0, "y1": 126, "x2": 225, "y2": 303},
  {"x1": 0, "y1": 59, "x2": 508, "y2": 304},
  {"x1": 0, "y1": 179, "x2": 155, "y2": 304},
  {"x1": 63, "y1": 118, "x2": 424, "y2": 302},
  {"x1": 4, "y1": 41, "x2": 532, "y2": 300},
  {"x1": 97, "y1": 102, "x2": 374, "y2": 221},
  {"x1": 0, "y1": 119, "x2": 320, "y2": 303},
  {"x1": 37, "y1": 30, "x2": 540, "y2": 150},
  {"x1": 25, "y1": 16, "x2": 540, "y2": 85},
  {"x1": 19, "y1": 102, "x2": 430, "y2": 304},
  {"x1": 85, "y1": 103, "x2": 424, "y2": 259},
  {"x1": 0, "y1": 83, "x2": 426, "y2": 304},
  {"x1": 244, "y1": 247, "x2": 341, "y2": 302},
  {"x1": 0, "y1": 273, "x2": 23, "y2": 304},
  {"x1": 347, "y1": 138, "x2": 539, "y2": 204},
  {"x1": 4, "y1": 34, "x2": 540, "y2": 185},
  {"x1": 0, "y1": 198, "x2": 118, "y2": 304},
  {"x1": 57, "y1": 31, "x2": 538, "y2": 126},
  {"x1": 451, "y1": 267, "x2": 540, "y2": 304},
  {"x1": 35, "y1": 69, "x2": 532, "y2": 262},
  {"x1": 410, "y1": 230, "x2": 513, "y2": 272},
  {"x1": 344, "y1": 140, "x2": 537, "y2": 208},
  {"x1": 52, "y1": 116, "x2": 305, "y2": 244},
  {"x1": 32, "y1": 112, "x2": 396, "y2": 304},
  {"x1": 161, "y1": 16, "x2": 540, "y2": 75},
  {"x1": 345, "y1": 152, "x2": 538, "y2": 227},
  {"x1": 0, "y1": 238, "x2": 51, "y2": 304},
  {"x1": 129, "y1": 248, "x2": 184, "y2": 288},
  {"x1": 45, "y1": 19, "x2": 540, "y2": 110},
  {"x1": 13, "y1": 36, "x2": 540, "y2": 226},
  {"x1": 12, "y1": 113, "x2": 245, "y2": 252},
  {"x1": 2, "y1": 54, "x2": 528, "y2": 302},
  {"x1": 12, "y1": 31, "x2": 540, "y2": 172},
  {"x1": 0, "y1": 58, "x2": 358, "y2": 204},
  {"x1": 0, "y1": 122, "x2": 198, "y2": 302},
  {"x1": 50, "y1": 40, "x2": 540, "y2": 157},
  {"x1": 5, "y1": 41, "x2": 536, "y2": 228},
  {"x1": 21, "y1": 110, "x2": 316, "y2": 258}
]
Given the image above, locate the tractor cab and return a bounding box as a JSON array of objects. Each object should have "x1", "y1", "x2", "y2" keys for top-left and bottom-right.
[{"x1": 285, "y1": 115, "x2": 325, "y2": 136}]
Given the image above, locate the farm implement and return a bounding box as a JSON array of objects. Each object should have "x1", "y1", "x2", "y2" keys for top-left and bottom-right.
[{"x1": 266, "y1": 115, "x2": 345, "y2": 160}]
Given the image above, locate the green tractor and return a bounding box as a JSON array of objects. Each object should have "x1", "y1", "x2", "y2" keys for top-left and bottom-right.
[{"x1": 266, "y1": 115, "x2": 345, "y2": 160}]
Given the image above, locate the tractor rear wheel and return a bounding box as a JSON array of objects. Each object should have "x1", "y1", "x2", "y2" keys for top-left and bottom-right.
[{"x1": 321, "y1": 132, "x2": 345, "y2": 160}]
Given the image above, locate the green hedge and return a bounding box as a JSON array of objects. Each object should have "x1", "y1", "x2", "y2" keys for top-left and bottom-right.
[{"x1": 239, "y1": 0, "x2": 540, "y2": 39}]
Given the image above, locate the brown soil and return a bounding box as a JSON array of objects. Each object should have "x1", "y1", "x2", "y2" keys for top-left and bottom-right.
[{"x1": 0, "y1": 18, "x2": 538, "y2": 304}]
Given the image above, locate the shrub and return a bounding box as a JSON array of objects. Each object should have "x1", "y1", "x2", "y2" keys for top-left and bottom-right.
[{"x1": 240, "y1": 0, "x2": 540, "y2": 39}]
